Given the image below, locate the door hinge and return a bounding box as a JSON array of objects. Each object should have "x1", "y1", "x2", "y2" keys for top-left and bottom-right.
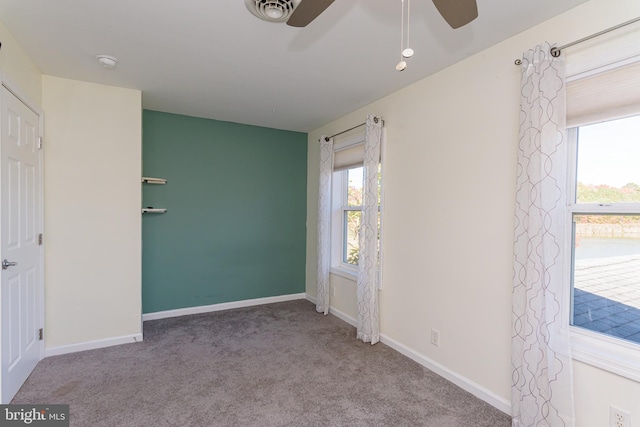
[
  {"x1": 38, "y1": 233, "x2": 43, "y2": 246},
  {"x1": 37, "y1": 137, "x2": 43, "y2": 149},
  {"x1": 38, "y1": 328, "x2": 43, "y2": 341}
]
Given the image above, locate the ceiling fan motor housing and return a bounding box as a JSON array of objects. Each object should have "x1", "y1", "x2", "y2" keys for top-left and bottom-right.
[{"x1": 245, "y1": 0, "x2": 302, "y2": 23}]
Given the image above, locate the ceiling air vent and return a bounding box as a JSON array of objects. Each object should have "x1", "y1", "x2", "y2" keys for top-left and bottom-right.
[{"x1": 244, "y1": 0, "x2": 301, "y2": 23}]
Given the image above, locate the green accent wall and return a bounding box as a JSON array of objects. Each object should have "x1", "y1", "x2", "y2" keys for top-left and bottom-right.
[{"x1": 142, "y1": 110, "x2": 307, "y2": 313}]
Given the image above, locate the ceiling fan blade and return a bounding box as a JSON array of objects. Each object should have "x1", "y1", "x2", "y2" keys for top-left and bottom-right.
[
  {"x1": 287, "y1": 0, "x2": 335, "y2": 27},
  {"x1": 432, "y1": 0, "x2": 478, "y2": 29}
]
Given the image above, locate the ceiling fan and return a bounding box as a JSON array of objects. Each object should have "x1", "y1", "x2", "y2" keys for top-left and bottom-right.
[{"x1": 244, "y1": 0, "x2": 478, "y2": 29}]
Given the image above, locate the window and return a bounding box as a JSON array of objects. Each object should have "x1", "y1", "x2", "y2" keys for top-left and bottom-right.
[
  {"x1": 329, "y1": 132, "x2": 381, "y2": 279},
  {"x1": 568, "y1": 115, "x2": 640, "y2": 346},
  {"x1": 565, "y1": 57, "x2": 640, "y2": 379}
]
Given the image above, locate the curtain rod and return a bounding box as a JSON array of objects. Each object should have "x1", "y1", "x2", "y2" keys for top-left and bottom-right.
[
  {"x1": 514, "y1": 16, "x2": 640, "y2": 64},
  {"x1": 322, "y1": 123, "x2": 364, "y2": 142},
  {"x1": 551, "y1": 16, "x2": 640, "y2": 57},
  {"x1": 321, "y1": 117, "x2": 384, "y2": 142}
]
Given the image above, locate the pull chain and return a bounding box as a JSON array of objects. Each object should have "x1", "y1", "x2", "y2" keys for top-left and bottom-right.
[
  {"x1": 396, "y1": 0, "x2": 406, "y2": 71},
  {"x1": 395, "y1": 0, "x2": 414, "y2": 71}
]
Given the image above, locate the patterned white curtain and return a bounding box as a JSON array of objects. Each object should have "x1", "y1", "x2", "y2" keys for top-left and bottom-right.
[
  {"x1": 316, "y1": 136, "x2": 333, "y2": 315},
  {"x1": 512, "y1": 43, "x2": 575, "y2": 427},
  {"x1": 357, "y1": 115, "x2": 382, "y2": 344}
]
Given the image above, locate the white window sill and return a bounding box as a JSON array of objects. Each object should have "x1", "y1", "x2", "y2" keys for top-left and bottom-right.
[
  {"x1": 571, "y1": 326, "x2": 640, "y2": 383},
  {"x1": 330, "y1": 266, "x2": 358, "y2": 282}
]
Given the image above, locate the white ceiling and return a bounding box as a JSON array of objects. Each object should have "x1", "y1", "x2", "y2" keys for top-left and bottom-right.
[{"x1": 0, "y1": 0, "x2": 590, "y2": 132}]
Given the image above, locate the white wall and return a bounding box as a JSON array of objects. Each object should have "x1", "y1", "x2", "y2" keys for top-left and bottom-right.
[
  {"x1": 1, "y1": 21, "x2": 143, "y2": 353},
  {"x1": 0, "y1": 21, "x2": 41, "y2": 107},
  {"x1": 42, "y1": 75, "x2": 142, "y2": 350},
  {"x1": 305, "y1": 0, "x2": 640, "y2": 424}
]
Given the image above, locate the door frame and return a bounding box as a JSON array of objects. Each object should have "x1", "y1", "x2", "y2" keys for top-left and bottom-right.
[{"x1": 0, "y1": 73, "x2": 45, "y2": 403}]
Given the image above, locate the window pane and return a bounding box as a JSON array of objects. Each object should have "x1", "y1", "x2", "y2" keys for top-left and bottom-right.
[
  {"x1": 575, "y1": 115, "x2": 640, "y2": 204},
  {"x1": 344, "y1": 210, "x2": 361, "y2": 265},
  {"x1": 347, "y1": 167, "x2": 363, "y2": 207},
  {"x1": 572, "y1": 214, "x2": 640, "y2": 344}
]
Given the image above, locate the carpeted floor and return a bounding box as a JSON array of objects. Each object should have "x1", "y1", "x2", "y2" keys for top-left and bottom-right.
[{"x1": 12, "y1": 300, "x2": 511, "y2": 426}]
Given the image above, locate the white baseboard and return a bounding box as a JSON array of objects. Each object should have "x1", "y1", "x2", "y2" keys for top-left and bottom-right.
[
  {"x1": 46, "y1": 293, "x2": 510, "y2": 415},
  {"x1": 44, "y1": 294, "x2": 306, "y2": 358},
  {"x1": 143, "y1": 293, "x2": 307, "y2": 322},
  {"x1": 305, "y1": 294, "x2": 358, "y2": 326},
  {"x1": 379, "y1": 333, "x2": 511, "y2": 415},
  {"x1": 45, "y1": 333, "x2": 143, "y2": 357},
  {"x1": 330, "y1": 307, "x2": 357, "y2": 327},
  {"x1": 305, "y1": 294, "x2": 510, "y2": 415}
]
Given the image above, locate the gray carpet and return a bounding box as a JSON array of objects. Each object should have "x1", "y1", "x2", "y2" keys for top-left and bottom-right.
[{"x1": 12, "y1": 300, "x2": 511, "y2": 426}]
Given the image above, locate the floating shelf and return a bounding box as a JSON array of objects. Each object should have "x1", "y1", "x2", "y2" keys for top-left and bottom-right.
[
  {"x1": 142, "y1": 208, "x2": 167, "y2": 214},
  {"x1": 142, "y1": 177, "x2": 167, "y2": 184},
  {"x1": 142, "y1": 177, "x2": 167, "y2": 214}
]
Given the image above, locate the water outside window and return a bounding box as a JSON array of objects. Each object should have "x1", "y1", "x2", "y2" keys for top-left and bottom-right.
[{"x1": 571, "y1": 115, "x2": 640, "y2": 344}]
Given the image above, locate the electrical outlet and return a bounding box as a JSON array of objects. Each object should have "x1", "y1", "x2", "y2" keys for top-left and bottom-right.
[
  {"x1": 610, "y1": 406, "x2": 630, "y2": 427},
  {"x1": 430, "y1": 329, "x2": 440, "y2": 347},
  {"x1": 331, "y1": 286, "x2": 336, "y2": 297}
]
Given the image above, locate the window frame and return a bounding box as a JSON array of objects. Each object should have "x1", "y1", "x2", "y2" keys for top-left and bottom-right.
[
  {"x1": 330, "y1": 168, "x2": 361, "y2": 280},
  {"x1": 565, "y1": 121, "x2": 640, "y2": 381},
  {"x1": 330, "y1": 131, "x2": 366, "y2": 281}
]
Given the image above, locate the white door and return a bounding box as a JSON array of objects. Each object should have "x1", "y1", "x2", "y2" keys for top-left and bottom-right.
[{"x1": 0, "y1": 85, "x2": 43, "y2": 403}]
